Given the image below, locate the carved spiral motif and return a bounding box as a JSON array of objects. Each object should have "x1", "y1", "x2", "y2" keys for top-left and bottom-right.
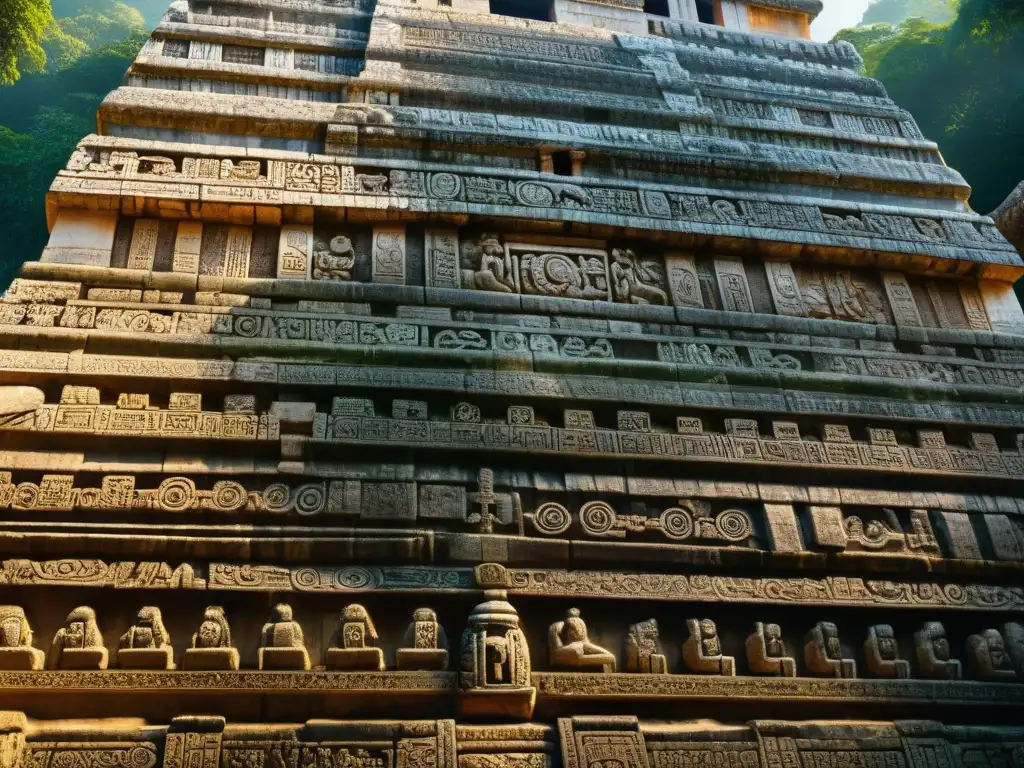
[
  {"x1": 514, "y1": 181, "x2": 555, "y2": 207},
  {"x1": 428, "y1": 172, "x2": 461, "y2": 200},
  {"x1": 210, "y1": 480, "x2": 247, "y2": 512},
  {"x1": 495, "y1": 331, "x2": 528, "y2": 352},
  {"x1": 715, "y1": 509, "x2": 753, "y2": 542},
  {"x1": 292, "y1": 567, "x2": 322, "y2": 589},
  {"x1": 580, "y1": 501, "x2": 617, "y2": 536},
  {"x1": 157, "y1": 477, "x2": 196, "y2": 513},
  {"x1": 659, "y1": 508, "x2": 694, "y2": 540},
  {"x1": 262, "y1": 483, "x2": 293, "y2": 513},
  {"x1": 294, "y1": 483, "x2": 326, "y2": 516},
  {"x1": 530, "y1": 253, "x2": 579, "y2": 296},
  {"x1": 78, "y1": 488, "x2": 100, "y2": 507},
  {"x1": 335, "y1": 566, "x2": 374, "y2": 589},
  {"x1": 12, "y1": 482, "x2": 39, "y2": 510},
  {"x1": 531, "y1": 502, "x2": 572, "y2": 536},
  {"x1": 234, "y1": 316, "x2": 261, "y2": 338},
  {"x1": 127, "y1": 748, "x2": 158, "y2": 768}
]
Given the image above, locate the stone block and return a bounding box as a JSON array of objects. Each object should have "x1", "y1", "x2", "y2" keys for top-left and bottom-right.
[
  {"x1": 764, "y1": 503, "x2": 804, "y2": 553},
  {"x1": 424, "y1": 229, "x2": 460, "y2": 288},
  {"x1": 269, "y1": 401, "x2": 316, "y2": 434},
  {"x1": 396, "y1": 648, "x2": 448, "y2": 671},
  {"x1": 935, "y1": 512, "x2": 982, "y2": 560},
  {"x1": 979, "y1": 280, "x2": 1024, "y2": 335},
  {"x1": 57, "y1": 648, "x2": 108, "y2": 670},
  {"x1": 372, "y1": 225, "x2": 407, "y2": 285},
  {"x1": 324, "y1": 647, "x2": 385, "y2": 671},
  {"x1": 117, "y1": 647, "x2": 175, "y2": 670},
  {"x1": 258, "y1": 647, "x2": 310, "y2": 670},
  {"x1": 42, "y1": 210, "x2": 117, "y2": 267},
  {"x1": 172, "y1": 221, "x2": 203, "y2": 273},
  {"x1": 182, "y1": 648, "x2": 240, "y2": 670},
  {"x1": 984, "y1": 515, "x2": 1024, "y2": 562},
  {"x1": 0, "y1": 648, "x2": 44, "y2": 670},
  {"x1": 278, "y1": 225, "x2": 313, "y2": 279}
]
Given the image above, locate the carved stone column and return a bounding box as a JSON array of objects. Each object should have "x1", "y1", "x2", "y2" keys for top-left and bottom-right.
[{"x1": 0, "y1": 713, "x2": 26, "y2": 768}]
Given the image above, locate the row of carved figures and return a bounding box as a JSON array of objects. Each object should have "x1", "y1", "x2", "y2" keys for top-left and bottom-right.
[{"x1": 1, "y1": 603, "x2": 1022, "y2": 683}]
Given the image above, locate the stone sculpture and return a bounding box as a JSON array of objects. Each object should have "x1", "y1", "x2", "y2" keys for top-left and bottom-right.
[
  {"x1": 258, "y1": 603, "x2": 310, "y2": 671},
  {"x1": 325, "y1": 604, "x2": 385, "y2": 671},
  {"x1": 864, "y1": 624, "x2": 910, "y2": 679},
  {"x1": 610, "y1": 248, "x2": 668, "y2": 305},
  {"x1": 626, "y1": 619, "x2": 668, "y2": 674},
  {"x1": 548, "y1": 608, "x2": 616, "y2": 672},
  {"x1": 459, "y1": 591, "x2": 534, "y2": 719},
  {"x1": 966, "y1": 629, "x2": 1018, "y2": 682},
  {"x1": 49, "y1": 606, "x2": 107, "y2": 670},
  {"x1": 460, "y1": 234, "x2": 514, "y2": 293},
  {"x1": 804, "y1": 622, "x2": 856, "y2": 678},
  {"x1": 182, "y1": 606, "x2": 239, "y2": 670},
  {"x1": 682, "y1": 618, "x2": 735, "y2": 676},
  {"x1": 312, "y1": 234, "x2": 356, "y2": 280},
  {"x1": 396, "y1": 608, "x2": 449, "y2": 671},
  {"x1": 746, "y1": 622, "x2": 796, "y2": 677},
  {"x1": 915, "y1": 622, "x2": 962, "y2": 680},
  {"x1": 118, "y1": 606, "x2": 174, "y2": 669},
  {"x1": 0, "y1": 606, "x2": 44, "y2": 670}
]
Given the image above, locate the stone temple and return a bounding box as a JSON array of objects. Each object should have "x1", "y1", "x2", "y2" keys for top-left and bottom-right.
[{"x1": 2, "y1": 0, "x2": 1024, "y2": 763}]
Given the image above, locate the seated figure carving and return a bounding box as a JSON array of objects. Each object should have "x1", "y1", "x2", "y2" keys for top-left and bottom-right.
[
  {"x1": 1005, "y1": 622, "x2": 1024, "y2": 679},
  {"x1": 864, "y1": 624, "x2": 910, "y2": 679},
  {"x1": 549, "y1": 608, "x2": 616, "y2": 673},
  {"x1": 183, "y1": 606, "x2": 239, "y2": 670},
  {"x1": 914, "y1": 621, "x2": 962, "y2": 680},
  {"x1": 967, "y1": 629, "x2": 1018, "y2": 682},
  {"x1": 49, "y1": 606, "x2": 106, "y2": 670},
  {"x1": 325, "y1": 604, "x2": 385, "y2": 671},
  {"x1": 746, "y1": 622, "x2": 795, "y2": 677},
  {"x1": 804, "y1": 621, "x2": 856, "y2": 678},
  {"x1": 626, "y1": 618, "x2": 667, "y2": 674},
  {"x1": 682, "y1": 618, "x2": 735, "y2": 676},
  {"x1": 0, "y1": 606, "x2": 45, "y2": 670},
  {"x1": 118, "y1": 606, "x2": 174, "y2": 669},
  {"x1": 460, "y1": 234, "x2": 515, "y2": 293},
  {"x1": 396, "y1": 608, "x2": 448, "y2": 671},
  {"x1": 259, "y1": 603, "x2": 310, "y2": 670}
]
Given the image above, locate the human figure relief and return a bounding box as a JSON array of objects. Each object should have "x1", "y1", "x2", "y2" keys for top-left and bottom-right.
[
  {"x1": 460, "y1": 234, "x2": 515, "y2": 293},
  {"x1": 610, "y1": 249, "x2": 668, "y2": 305},
  {"x1": 549, "y1": 608, "x2": 616, "y2": 673}
]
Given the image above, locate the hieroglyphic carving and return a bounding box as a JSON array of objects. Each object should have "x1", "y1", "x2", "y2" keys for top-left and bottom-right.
[
  {"x1": 713, "y1": 258, "x2": 754, "y2": 313},
  {"x1": 127, "y1": 219, "x2": 160, "y2": 270},
  {"x1": 0, "y1": 560, "x2": 205, "y2": 589},
  {"x1": 882, "y1": 271, "x2": 923, "y2": 326},
  {"x1": 49, "y1": 606, "x2": 107, "y2": 670},
  {"x1": 172, "y1": 222, "x2": 203, "y2": 274},
  {"x1": 496, "y1": 568, "x2": 1024, "y2": 612},
  {"x1": 278, "y1": 226, "x2": 313, "y2": 279},
  {"x1": 325, "y1": 604, "x2": 385, "y2": 671},
  {"x1": 425, "y1": 229, "x2": 460, "y2": 289},
  {"x1": 765, "y1": 261, "x2": 807, "y2": 316},
  {"x1": 373, "y1": 226, "x2": 407, "y2": 285},
  {"x1": 27, "y1": 742, "x2": 158, "y2": 768}
]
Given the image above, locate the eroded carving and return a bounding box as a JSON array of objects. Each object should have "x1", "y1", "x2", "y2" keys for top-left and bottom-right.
[
  {"x1": 746, "y1": 622, "x2": 795, "y2": 677},
  {"x1": 49, "y1": 606, "x2": 107, "y2": 670},
  {"x1": 804, "y1": 621, "x2": 856, "y2": 678},
  {"x1": 118, "y1": 606, "x2": 174, "y2": 669},
  {"x1": 258, "y1": 603, "x2": 310, "y2": 670},
  {"x1": 549, "y1": 608, "x2": 615, "y2": 672}
]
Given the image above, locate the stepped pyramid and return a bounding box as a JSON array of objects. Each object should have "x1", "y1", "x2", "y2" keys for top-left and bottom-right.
[{"x1": 1, "y1": 0, "x2": 1024, "y2": 763}]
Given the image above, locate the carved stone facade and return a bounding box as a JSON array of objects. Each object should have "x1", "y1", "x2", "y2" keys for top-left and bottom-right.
[{"x1": 1, "y1": 0, "x2": 1023, "y2": 760}]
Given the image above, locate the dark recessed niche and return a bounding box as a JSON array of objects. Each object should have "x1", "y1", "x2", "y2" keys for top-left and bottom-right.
[
  {"x1": 644, "y1": 0, "x2": 670, "y2": 18},
  {"x1": 489, "y1": 0, "x2": 552, "y2": 21},
  {"x1": 696, "y1": 0, "x2": 715, "y2": 24}
]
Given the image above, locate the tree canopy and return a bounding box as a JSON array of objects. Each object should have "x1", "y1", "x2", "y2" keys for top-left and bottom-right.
[
  {"x1": 861, "y1": 0, "x2": 954, "y2": 26},
  {"x1": 0, "y1": 0, "x2": 55, "y2": 85},
  {"x1": 835, "y1": 0, "x2": 1024, "y2": 215}
]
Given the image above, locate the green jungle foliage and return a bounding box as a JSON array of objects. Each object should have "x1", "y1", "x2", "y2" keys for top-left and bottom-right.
[
  {"x1": 834, "y1": 0, "x2": 1024, "y2": 215},
  {"x1": 0, "y1": 0, "x2": 147, "y2": 285}
]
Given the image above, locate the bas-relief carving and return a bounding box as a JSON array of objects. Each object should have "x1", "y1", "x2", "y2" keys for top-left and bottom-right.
[
  {"x1": 425, "y1": 229, "x2": 460, "y2": 289},
  {"x1": 864, "y1": 624, "x2": 910, "y2": 679},
  {"x1": 966, "y1": 628, "x2": 1019, "y2": 682},
  {"x1": 325, "y1": 604, "x2": 385, "y2": 671},
  {"x1": 713, "y1": 258, "x2": 754, "y2": 313},
  {"x1": 626, "y1": 619, "x2": 666, "y2": 674},
  {"x1": 663, "y1": 253, "x2": 703, "y2": 308},
  {"x1": 372, "y1": 226, "x2": 407, "y2": 285},
  {"x1": 610, "y1": 249, "x2": 668, "y2": 305},
  {"x1": 459, "y1": 592, "x2": 534, "y2": 718},
  {"x1": 915, "y1": 622, "x2": 962, "y2": 680},
  {"x1": 681, "y1": 618, "x2": 734, "y2": 676},
  {"x1": 313, "y1": 234, "x2": 356, "y2": 281},
  {"x1": 397, "y1": 608, "x2": 448, "y2": 671},
  {"x1": 278, "y1": 226, "x2": 313, "y2": 280}
]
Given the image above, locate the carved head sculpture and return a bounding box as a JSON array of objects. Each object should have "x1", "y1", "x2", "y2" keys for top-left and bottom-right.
[
  {"x1": 765, "y1": 624, "x2": 784, "y2": 657},
  {"x1": 272, "y1": 603, "x2": 293, "y2": 623},
  {"x1": 195, "y1": 606, "x2": 231, "y2": 649},
  {"x1": 63, "y1": 606, "x2": 101, "y2": 649},
  {"x1": 329, "y1": 235, "x2": 354, "y2": 256},
  {"x1": 981, "y1": 629, "x2": 1010, "y2": 669},
  {"x1": 562, "y1": 608, "x2": 588, "y2": 644},
  {"x1": 922, "y1": 622, "x2": 950, "y2": 660},
  {"x1": 875, "y1": 625, "x2": 898, "y2": 660},
  {"x1": 699, "y1": 619, "x2": 720, "y2": 656},
  {"x1": 136, "y1": 606, "x2": 169, "y2": 648},
  {"x1": 820, "y1": 622, "x2": 841, "y2": 660},
  {"x1": 0, "y1": 606, "x2": 30, "y2": 647},
  {"x1": 341, "y1": 604, "x2": 378, "y2": 648}
]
